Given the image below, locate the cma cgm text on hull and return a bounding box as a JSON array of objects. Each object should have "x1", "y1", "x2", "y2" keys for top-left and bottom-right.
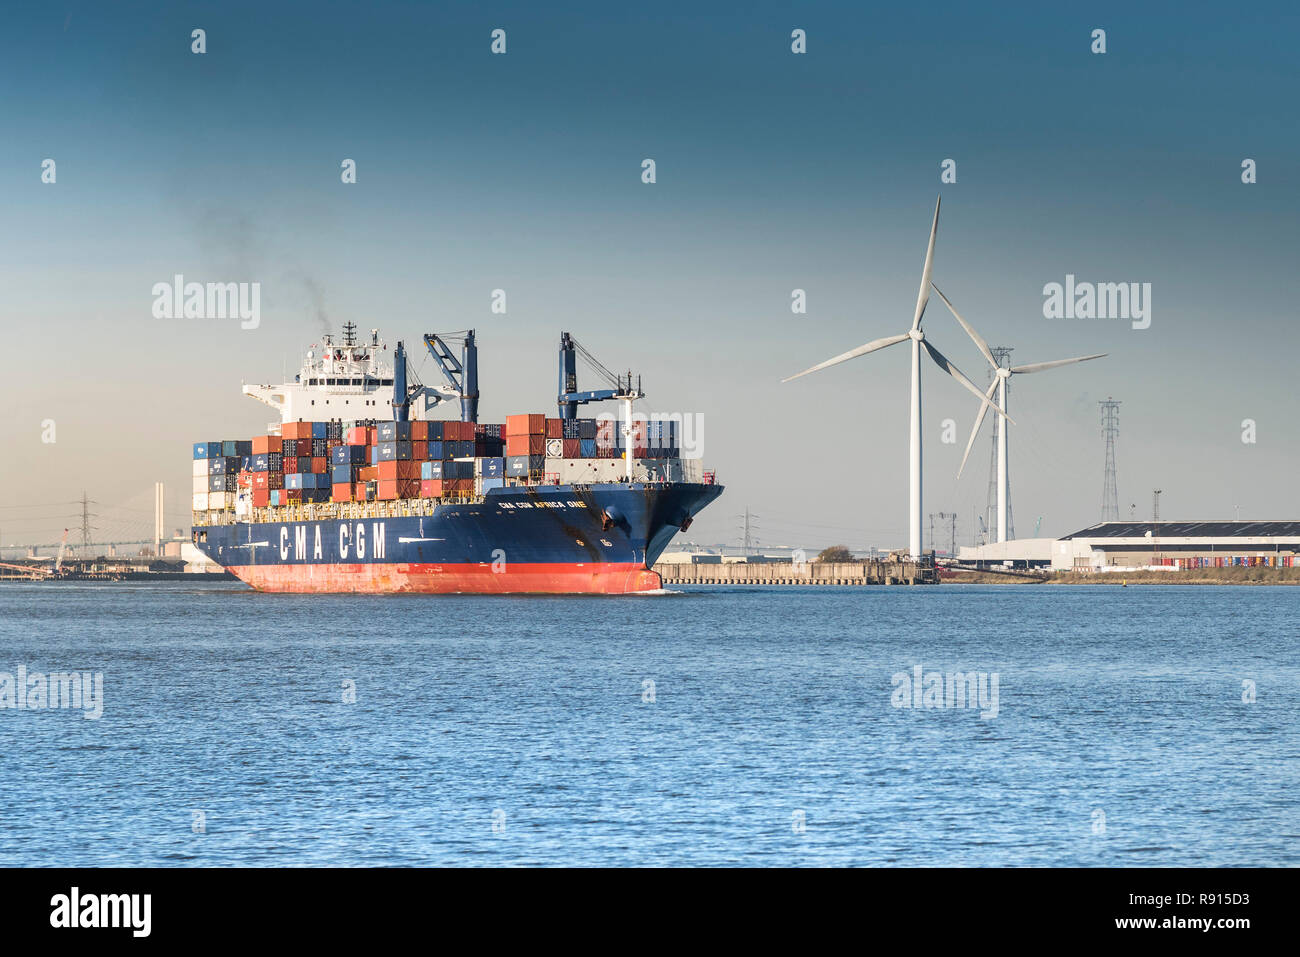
[{"x1": 190, "y1": 326, "x2": 723, "y2": 594}]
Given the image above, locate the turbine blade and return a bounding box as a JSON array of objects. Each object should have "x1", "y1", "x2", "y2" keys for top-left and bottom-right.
[
  {"x1": 781, "y1": 332, "x2": 910, "y2": 383},
  {"x1": 957, "y1": 379, "x2": 999, "y2": 478},
  {"x1": 930, "y1": 282, "x2": 996, "y2": 370},
  {"x1": 922, "y1": 340, "x2": 1014, "y2": 424},
  {"x1": 1010, "y1": 353, "x2": 1108, "y2": 375},
  {"x1": 911, "y1": 196, "x2": 940, "y2": 331}
]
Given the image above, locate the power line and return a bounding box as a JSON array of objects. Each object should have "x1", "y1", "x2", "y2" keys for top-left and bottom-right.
[{"x1": 1100, "y1": 397, "x2": 1121, "y2": 522}]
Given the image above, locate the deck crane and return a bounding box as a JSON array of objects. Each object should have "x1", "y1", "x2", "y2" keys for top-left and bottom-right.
[
  {"x1": 421, "y1": 330, "x2": 479, "y2": 423},
  {"x1": 557, "y1": 332, "x2": 645, "y2": 481},
  {"x1": 389, "y1": 331, "x2": 480, "y2": 423}
]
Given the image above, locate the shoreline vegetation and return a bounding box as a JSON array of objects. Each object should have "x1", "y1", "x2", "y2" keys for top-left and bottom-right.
[{"x1": 942, "y1": 567, "x2": 1300, "y2": 585}]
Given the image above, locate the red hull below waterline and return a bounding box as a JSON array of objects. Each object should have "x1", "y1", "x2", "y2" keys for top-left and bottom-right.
[{"x1": 226, "y1": 561, "x2": 664, "y2": 595}]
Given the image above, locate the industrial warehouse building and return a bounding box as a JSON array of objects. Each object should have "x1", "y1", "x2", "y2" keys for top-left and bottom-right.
[{"x1": 958, "y1": 521, "x2": 1300, "y2": 571}]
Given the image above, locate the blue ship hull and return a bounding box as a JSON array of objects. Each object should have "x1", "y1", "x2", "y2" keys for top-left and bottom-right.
[{"x1": 192, "y1": 482, "x2": 723, "y2": 593}]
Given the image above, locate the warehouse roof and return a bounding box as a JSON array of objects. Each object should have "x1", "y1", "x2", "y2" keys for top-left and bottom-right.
[{"x1": 1063, "y1": 521, "x2": 1300, "y2": 540}]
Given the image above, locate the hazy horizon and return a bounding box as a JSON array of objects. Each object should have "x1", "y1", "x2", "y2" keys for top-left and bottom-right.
[{"x1": 3, "y1": 1, "x2": 1297, "y2": 551}]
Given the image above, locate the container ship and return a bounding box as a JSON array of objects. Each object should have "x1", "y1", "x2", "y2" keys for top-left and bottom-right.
[{"x1": 190, "y1": 325, "x2": 722, "y2": 594}]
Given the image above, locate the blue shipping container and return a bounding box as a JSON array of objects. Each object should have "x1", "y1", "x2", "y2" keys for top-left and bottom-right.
[
  {"x1": 420, "y1": 460, "x2": 444, "y2": 480},
  {"x1": 505, "y1": 455, "x2": 544, "y2": 477}
]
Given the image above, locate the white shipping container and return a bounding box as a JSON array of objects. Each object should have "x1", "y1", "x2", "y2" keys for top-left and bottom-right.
[
  {"x1": 193, "y1": 459, "x2": 208, "y2": 477},
  {"x1": 193, "y1": 475, "x2": 209, "y2": 494},
  {"x1": 193, "y1": 492, "x2": 209, "y2": 511}
]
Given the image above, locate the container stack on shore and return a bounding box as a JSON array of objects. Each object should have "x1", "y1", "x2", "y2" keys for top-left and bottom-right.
[
  {"x1": 192, "y1": 414, "x2": 685, "y2": 520},
  {"x1": 1153, "y1": 555, "x2": 1300, "y2": 568}
]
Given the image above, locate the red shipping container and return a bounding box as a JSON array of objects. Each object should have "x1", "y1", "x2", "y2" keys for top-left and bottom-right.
[
  {"x1": 252, "y1": 472, "x2": 269, "y2": 489},
  {"x1": 562, "y1": 438, "x2": 581, "y2": 457},
  {"x1": 346, "y1": 426, "x2": 368, "y2": 446},
  {"x1": 419, "y1": 479, "x2": 444, "y2": 498},
  {"x1": 506, "y1": 434, "x2": 545, "y2": 457},
  {"x1": 377, "y1": 460, "x2": 421, "y2": 481},
  {"x1": 310, "y1": 457, "x2": 327, "y2": 474},
  {"x1": 331, "y1": 482, "x2": 352, "y2": 503},
  {"x1": 252, "y1": 435, "x2": 281, "y2": 455},
  {"x1": 446, "y1": 478, "x2": 473, "y2": 492},
  {"x1": 410, "y1": 420, "x2": 429, "y2": 441},
  {"x1": 283, "y1": 456, "x2": 298, "y2": 474},
  {"x1": 545, "y1": 418, "x2": 563, "y2": 438},
  {"x1": 281, "y1": 421, "x2": 311, "y2": 440},
  {"x1": 295, "y1": 438, "x2": 312, "y2": 457},
  {"x1": 252, "y1": 488, "x2": 269, "y2": 508},
  {"x1": 367, "y1": 427, "x2": 378, "y2": 445},
  {"x1": 267, "y1": 472, "x2": 284, "y2": 490},
  {"x1": 411, "y1": 441, "x2": 427, "y2": 460},
  {"x1": 505, "y1": 413, "x2": 546, "y2": 436},
  {"x1": 358, "y1": 466, "x2": 379, "y2": 482}
]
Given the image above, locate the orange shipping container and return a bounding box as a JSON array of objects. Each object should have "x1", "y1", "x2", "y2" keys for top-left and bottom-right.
[
  {"x1": 331, "y1": 482, "x2": 353, "y2": 503},
  {"x1": 346, "y1": 426, "x2": 367, "y2": 446},
  {"x1": 358, "y1": 466, "x2": 379, "y2": 482},
  {"x1": 545, "y1": 418, "x2": 563, "y2": 438},
  {"x1": 410, "y1": 420, "x2": 429, "y2": 441},
  {"x1": 419, "y1": 479, "x2": 444, "y2": 498},
  {"x1": 505, "y1": 413, "x2": 546, "y2": 436},
  {"x1": 281, "y1": 421, "x2": 312, "y2": 440},
  {"x1": 506, "y1": 434, "x2": 545, "y2": 457},
  {"x1": 377, "y1": 460, "x2": 421, "y2": 481},
  {"x1": 310, "y1": 456, "x2": 328, "y2": 474},
  {"x1": 376, "y1": 478, "x2": 420, "y2": 501},
  {"x1": 252, "y1": 435, "x2": 281, "y2": 455}
]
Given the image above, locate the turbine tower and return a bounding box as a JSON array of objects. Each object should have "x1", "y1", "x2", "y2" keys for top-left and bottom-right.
[
  {"x1": 985, "y1": 347, "x2": 1014, "y2": 540},
  {"x1": 929, "y1": 284, "x2": 1106, "y2": 543},
  {"x1": 782, "y1": 197, "x2": 1008, "y2": 558}
]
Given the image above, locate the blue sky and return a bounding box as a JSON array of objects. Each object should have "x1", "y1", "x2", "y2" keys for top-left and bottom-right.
[{"x1": 2, "y1": 1, "x2": 1297, "y2": 549}]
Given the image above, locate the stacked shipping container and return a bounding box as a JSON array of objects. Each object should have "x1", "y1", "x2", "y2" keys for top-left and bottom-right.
[{"x1": 193, "y1": 414, "x2": 684, "y2": 516}]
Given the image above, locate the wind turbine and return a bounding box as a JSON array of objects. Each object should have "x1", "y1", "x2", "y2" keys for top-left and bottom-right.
[
  {"x1": 781, "y1": 197, "x2": 1009, "y2": 559},
  {"x1": 930, "y1": 282, "x2": 1105, "y2": 544}
]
